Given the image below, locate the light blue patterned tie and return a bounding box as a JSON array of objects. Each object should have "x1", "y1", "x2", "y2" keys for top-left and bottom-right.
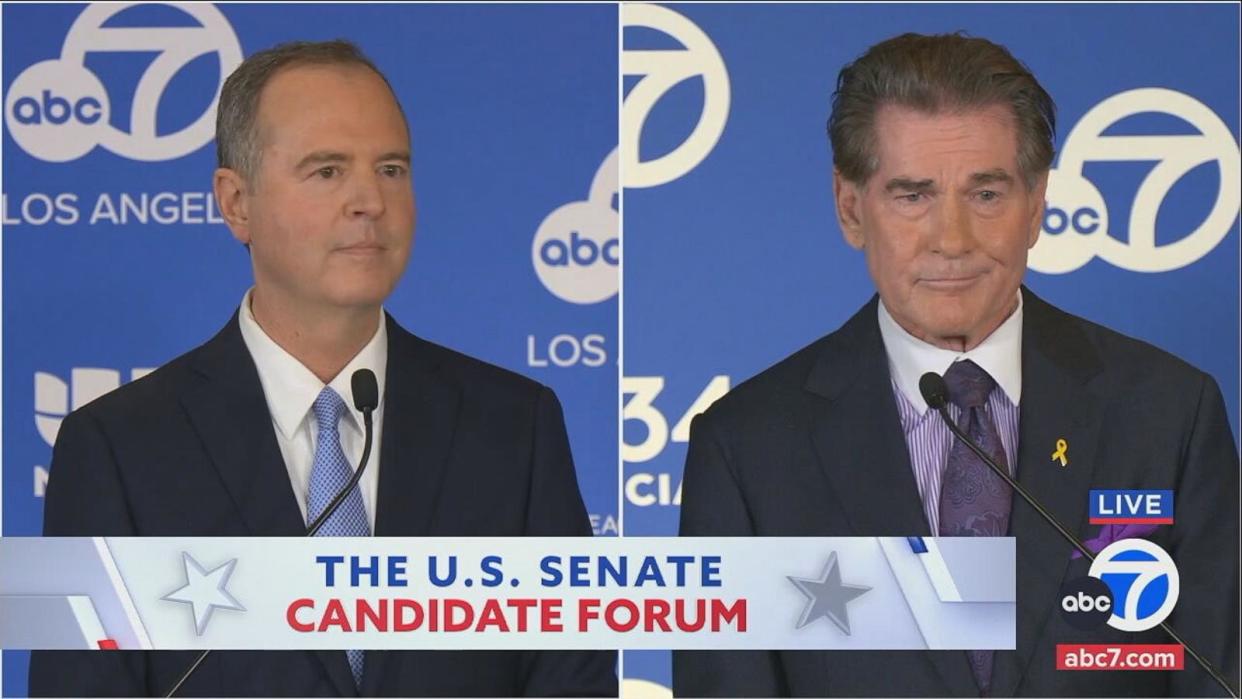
[{"x1": 307, "y1": 386, "x2": 369, "y2": 687}]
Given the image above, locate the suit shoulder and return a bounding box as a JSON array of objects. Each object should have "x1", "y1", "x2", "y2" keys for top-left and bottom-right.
[
  {"x1": 697, "y1": 331, "x2": 834, "y2": 428},
  {"x1": 69, "y1": 341, "x2": 206, "y2": 428},
  {"x1": 1054, "y1": 303, "x2": 1210, "y2": 388},
  {"x1": 399, "y1": 331, "x2": 548, "y2": 401}
]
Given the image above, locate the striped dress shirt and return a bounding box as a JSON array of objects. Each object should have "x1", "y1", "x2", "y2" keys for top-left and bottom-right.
[{"x1": 877, "y1": 295, "x2": 1024, "y2": 534}]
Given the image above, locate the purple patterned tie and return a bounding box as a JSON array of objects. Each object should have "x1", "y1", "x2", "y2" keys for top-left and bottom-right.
[{"x1": 938, "y1": 360, "x2": 1013, "y2": 696}]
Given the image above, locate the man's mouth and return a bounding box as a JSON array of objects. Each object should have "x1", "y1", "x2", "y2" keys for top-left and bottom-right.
[
  {"x1": 919, "y1": 273, "x2": 984, "y2": 290},
  {"x1": 336, "y1": 243, "x2": 385, "y2": 255}
]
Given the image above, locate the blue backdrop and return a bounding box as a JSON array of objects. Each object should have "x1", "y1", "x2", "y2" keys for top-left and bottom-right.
[
  {"x1": 2, "y1": 4, "x2": 617, "y2": 696},
  {"x1": 4, "y1": 3, "x2": 1240, "y2": 697},
  {"x1": 622, "y1": 3, "x2": 1240, "y2": 695}
]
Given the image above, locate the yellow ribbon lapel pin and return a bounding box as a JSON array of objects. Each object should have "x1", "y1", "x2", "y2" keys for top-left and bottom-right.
[{"x1": 1051, "y1": 438, "x2": 1069, "y2": 467}]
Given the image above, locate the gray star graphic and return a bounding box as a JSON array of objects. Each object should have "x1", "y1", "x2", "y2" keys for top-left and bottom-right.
[
  {"x1": 162, "y1": 552, "x2": 245, "y2": 636},
  {"x1": 787, "y1": 551, "x2": 871, "y2": 635}
]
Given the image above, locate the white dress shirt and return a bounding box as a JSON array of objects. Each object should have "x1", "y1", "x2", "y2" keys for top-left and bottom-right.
[
  {"x1": 878, "y1": 292, "x2": 1023, "y2": 532},
  {"x1": 237, "y1": 288, "x2": 386, "y2": 531}
]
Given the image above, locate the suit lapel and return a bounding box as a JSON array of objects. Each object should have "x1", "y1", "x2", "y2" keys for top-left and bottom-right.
[
  {"x1": 361, "y1": 316, "x2": 462, "y2": 697},
  {"x1": 180, "y1": 313, "x2": 361, "y2": 698},
  {"x1": 805, "y1": 297, "x2": 931, "y2": 538},
  {"x1": 372, "y1": 314, "x2": 462, "y2": 537},
  {"x1": 990, "y1": 288, "x2": 1104, "y2": 696},
  {"x1": 804, "y1": 298, "x2": 978, "y2": 696},
  {"x1": 179, "y1": 314, "x2": 306, "y2": 537}
]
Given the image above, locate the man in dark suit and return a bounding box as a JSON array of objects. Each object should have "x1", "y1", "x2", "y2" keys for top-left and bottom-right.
[
  {"x1": 30, "y1": 40, "x2": 616, "y2": 697},
  {"x1": 674, "y1": 33, "x2": 1239, "y2": 697}
]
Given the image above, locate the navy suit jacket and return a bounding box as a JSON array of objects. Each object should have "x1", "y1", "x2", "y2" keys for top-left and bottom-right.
[
  {"x1": 674, "y1": 288, "x2": 1239, "y2": 697},
  {"x1": 29, "y1": 312, "x2": 617, "y2": 697}
]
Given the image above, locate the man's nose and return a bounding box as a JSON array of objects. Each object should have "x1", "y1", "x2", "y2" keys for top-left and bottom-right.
[
  {"x1": 930, "y1": 197, "x2": 975, "y2": 257},
  {"x1": 347, "y1": 171, "x2": 386, "y2": 219}
]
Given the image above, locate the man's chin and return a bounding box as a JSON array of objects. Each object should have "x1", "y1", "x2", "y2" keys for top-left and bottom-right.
[
  {"x1": 321, "y1": 284, "x2": 394, "y2": 312},
  {"x1": 905, "y1": 312, "x2": 984, "y2": 350},
  {"x1": 907, "y1": 302, "x2": 973, "y2": 332}
]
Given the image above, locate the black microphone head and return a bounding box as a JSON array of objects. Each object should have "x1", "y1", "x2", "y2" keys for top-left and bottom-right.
[
  {"x1": 351, "y1": 369, "x2": 379, "y2": 412},
  {"x1": 919, "y1": 371, "x2": 949, "y2": 410}
]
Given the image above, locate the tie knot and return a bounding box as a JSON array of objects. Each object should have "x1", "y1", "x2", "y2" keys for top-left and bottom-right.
[
  {"x1": 943, "y1": 359, "x2": 996, "y2": 409},
  {"x1": 312, "y1": 386, "x2": 348, "y2": 432}
]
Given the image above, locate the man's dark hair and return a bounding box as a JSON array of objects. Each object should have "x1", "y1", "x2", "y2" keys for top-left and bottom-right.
[
  {"x1": 828, "y1": 32, "x2": 1056, "y2": 187},
  {"x1": 216, "y1": 39, "x2": 405, "y2": 182}
]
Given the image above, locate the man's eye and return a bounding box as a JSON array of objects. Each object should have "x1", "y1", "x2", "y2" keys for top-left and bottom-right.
[
  {"x1": 898, "y1": 193, "x2": 923, "y2": 203},
  {"x1": 315, "y1": 166, "x2": 340, "y2": 179},
  {"x1": 977, "y1": 190, "x2": 999, "y2": 202},
  {"x1": 380, "y1": 164, "x2": 407, "y2": 177}
]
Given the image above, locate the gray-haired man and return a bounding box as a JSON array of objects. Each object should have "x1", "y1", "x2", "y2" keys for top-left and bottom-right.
[{"x1": 675, "y1": 32, "x2": 1238, "y2": 698}]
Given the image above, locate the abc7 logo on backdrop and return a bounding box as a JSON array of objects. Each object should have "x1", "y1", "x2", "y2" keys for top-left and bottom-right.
[
  {"x1": 4, "y1": 3, "x2": 242, "y2": 163},
  {"x1": 614, "y1": 5, "x2": 729, "y2": 504},
  {"x1": 1030, "y1": 88, "x2": 1240, "y2": 274},
  {"x1": 531, "y1": 4, "x2": 730, "y2": 305},
  {"x1": 617, "y1": 8, "x2": 730, "y2": 514},
  {"x1": 532, "y1": 148, "x2": 620, "y2": 305},
  {"x1": 1060, "y1": 538, "x2": 1180, "y2": 633}
]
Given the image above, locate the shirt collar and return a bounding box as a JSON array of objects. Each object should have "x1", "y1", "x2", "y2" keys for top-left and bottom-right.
[
  {"x1": 877, "y1": 291, "x2": 1023, "y2": 415},
  {"x1": 237, "y1": 288, "x2": 387, "y2": 439}
]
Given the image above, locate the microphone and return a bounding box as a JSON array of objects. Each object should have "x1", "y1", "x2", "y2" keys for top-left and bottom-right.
[
  {"x1": 164, "y1": 369, "x2": 380, "y2": 697},
  {"x1": 306, "y1": 368, "x2": 378, "y2": 536},
  {"x1": 919, "y1": 372, "x2": 1094, "y2": 559},
  {"x1": 920, "y1": 370, "x2": 1239, "y2": 698}
]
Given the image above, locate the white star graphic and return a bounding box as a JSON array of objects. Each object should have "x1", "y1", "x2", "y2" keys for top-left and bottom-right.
[{"x1": 161, "y1": 552, "x2": 245, "y2": 636}]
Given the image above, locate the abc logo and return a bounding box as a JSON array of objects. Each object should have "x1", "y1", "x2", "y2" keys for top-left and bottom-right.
[
  {"x1": 1029, "y1": 88, "x2": 1240, "y2": 274},
  {"x1": 1042, "y1": 202, "x2": 1102, "y2": 236},
  {"x1": 532, "y1": 148, "x2": 618, "y2": 304},
  {"x1": 4, "y1": 3, "x2": 242, "y2": 163},
  {"x1": 10, "y1": 86, "x2": 104, "y2": 126},
  {"x1": 539, "y1": 231, "x2": 619, "y2": 269},
  {"x1": 1087, "y1": 538, "x2": 1180, "y2": 633},
  {"x1": 1059, "y1": 576, "x2": 1114, "y2": 630},
  {"x1": 5, "y1": 60, "x2": 112, "y2": 162}
]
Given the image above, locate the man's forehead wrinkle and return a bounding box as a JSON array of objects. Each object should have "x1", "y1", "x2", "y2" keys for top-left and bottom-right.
[
  {"x1": 869, "y1": 111, "x2": 1022, "y2": 191},
  {"x1": 289, "y1": 149, "x2": 410, "y2": 170},
  {"x1": 876, "y1": 170, "x2": 1015, "y2": 194}
]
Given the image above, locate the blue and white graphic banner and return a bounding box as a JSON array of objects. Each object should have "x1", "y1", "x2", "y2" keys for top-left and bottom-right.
[{"x1": 0, "y1": 537, "x2": 1014, "y2": 651}]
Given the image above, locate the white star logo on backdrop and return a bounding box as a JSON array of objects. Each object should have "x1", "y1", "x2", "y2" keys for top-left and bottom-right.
[{"x1": 161, "y1": 552, "x2": 245, "y2": 635}]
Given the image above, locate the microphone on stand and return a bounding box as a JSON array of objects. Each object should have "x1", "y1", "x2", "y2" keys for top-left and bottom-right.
[
  {"x1": 163, "y1": 369, "x2": 379, "y2": 697},
  {"x1": 918, "y1": 371, "x2": 1094, "y2": 560}
]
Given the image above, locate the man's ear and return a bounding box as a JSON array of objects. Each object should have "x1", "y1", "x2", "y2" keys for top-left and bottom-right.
[
  {"x1": 214, "y1": 167, "x2": 252, "y2": 245},
  {"x1": 833, "y1": 168, "x2": 866, "y2": 250},
  {"x1": 1026, "y1": 170, "x2": 1049, "y2": 249}
]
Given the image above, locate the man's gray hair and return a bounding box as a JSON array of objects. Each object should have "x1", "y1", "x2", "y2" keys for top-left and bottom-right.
[
  {"x1": 828, "y1": 32, "x2": 1056, "y2": 188},
  {"x1": 215, "y1": 39, "x2": 405, "y2": 183}
]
